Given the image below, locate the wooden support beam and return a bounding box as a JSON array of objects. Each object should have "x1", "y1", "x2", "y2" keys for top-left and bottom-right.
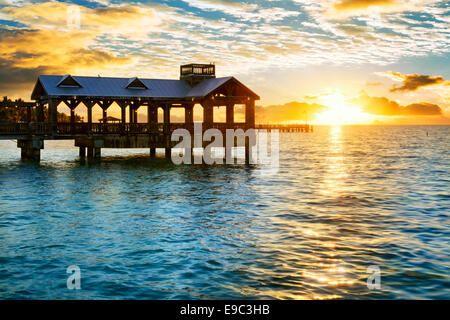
[
  {"x1": 245, "y1": 99, "x2": 255, "y2": 127},
  {"x1": 116, "y1": 101, "x2": 128, "y2": 124},
  {"x1": 27, "y1": 106, "x2": 32, "y2": 123},
  {"x1": 226, "y1": 103, "x2": 234, "y2": 125},
  {"x1": 83, "y1": 100, "x2": 96, "y2": 134},
  {"x1": 129, "y1": 102, "x2": 134, "y2": 123},
  {"x1": 147, "y1": 105, "x2": 152, "y2": 124},
  {"x1": 37, "y1": 103, "x2": 44, "y2": 122},
  {"x1": 18, "y1": 138, "x2": 43, "y2": 162},
  {"x1": 202, "y1": 99, "x2": 213, "y2": 129},
  {"x1": 163, "y1": 104, "x2": 170, "y2": 134},
  {"x1": 98, "y1": 100, "x2": 113, "y2": 111},
  {"x1": 245, "y1": 136, "x2": 250, "y2": 165},
  {"x1": 150, "y1": 106, "x2": 158, "y2": 123},
  {"x1": 185, "y1": 104, "x2": 194, "y2": 124},
  {"x1": 127, "y1": 101, "x2": 141, "y2": 123},
  {"x1": 48, "y1": 99, "x2": 58, "y2": 134},
  {"x1": 147, "y1": 104, "x2": 158, "y2": 132}
]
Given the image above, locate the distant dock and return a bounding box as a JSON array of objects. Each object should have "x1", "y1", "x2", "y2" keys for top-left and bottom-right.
[{"x1": 256, "y1": 124, "x2": 312, "y2": 133}]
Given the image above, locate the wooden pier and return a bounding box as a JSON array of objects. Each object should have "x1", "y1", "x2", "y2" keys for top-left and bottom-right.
[
  {"x1": 0, "y1": 64, "x2": 312, "y2": 162},
  {"x1": 256, "y1": 124, "x2": 312, "y2": 133}
]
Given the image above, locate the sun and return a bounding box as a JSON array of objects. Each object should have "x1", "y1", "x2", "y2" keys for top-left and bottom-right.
[{"x1": 313, "y1": 91, "x2": 374, "y2": 125}]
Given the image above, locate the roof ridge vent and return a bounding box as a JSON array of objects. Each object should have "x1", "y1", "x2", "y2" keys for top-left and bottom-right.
[
  {"x1": 126, "y1": 77, "x2": 148, "y2": 89},
  {"x1": 57, "y1": 75, "x2": 82, "y2": 88}
]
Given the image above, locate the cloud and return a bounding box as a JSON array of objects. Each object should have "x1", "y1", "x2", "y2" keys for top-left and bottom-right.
[
  {"x1": 333, "y1": 0, "x2": 396, "y2": 11},
  {"x1": 0, "y1": 27, "x2": 132, "y2": 83},
  {"x1": 0, "y1": 57, "x2": 47, "y2": 98},
  {"x1": 376, "y1": 72, "x2": 447, "y2": 92},
  {"x1": 352, "y1": 92, "x2": 442, "y2": 115},
  {"x1": 319, "y1": 0, "x2": 438, "y2": 17},
  {"x1": 179, "y1": 0, "x2": 299, "y2": 22},
  {"x1": 2, "y1": 2, "x2": 161, "y2": 30},
  {"x1": 403, "y1": 102, "x2": 443, "y2": 115},
  {"x1": 255, "y1": 101, "x2": 328, "y2": 123},
  {"x1": 0, "y1": 0, "x2": 448, "y2": 109}
]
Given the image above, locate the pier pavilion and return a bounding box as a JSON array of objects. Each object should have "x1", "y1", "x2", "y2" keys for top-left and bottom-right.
[{"x1": 1, "y1": 64, "x2": 260, "y2": 162}]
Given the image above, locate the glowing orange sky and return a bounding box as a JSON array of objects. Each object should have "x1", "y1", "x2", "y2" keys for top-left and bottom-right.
[{"x1": 0, "y1": 0, "x2": 449, "y2": 125}]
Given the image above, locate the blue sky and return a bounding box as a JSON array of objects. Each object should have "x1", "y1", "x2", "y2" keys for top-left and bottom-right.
[{"x1": 0, "y1": 0, "x2": 449, "y2": 123}]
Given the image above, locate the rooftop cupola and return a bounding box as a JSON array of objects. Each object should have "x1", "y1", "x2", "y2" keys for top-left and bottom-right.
[{"x1": 180, "y1": 63, "x2": 215, "y2": 86}]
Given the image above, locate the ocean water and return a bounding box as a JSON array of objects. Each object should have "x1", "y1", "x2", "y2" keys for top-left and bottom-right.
[{"x1": 0, "y1": 125, "x2": 448, "y2": 299}]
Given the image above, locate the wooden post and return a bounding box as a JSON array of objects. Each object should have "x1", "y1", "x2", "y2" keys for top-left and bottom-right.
[
  {"x1": 148, "y1": 106, "x2": 157, "y2": 131},
  {"x1": 79, "y1": 146, "x2": 86, "y2": 158},
  {"x1": 88, "y1": 106, "x2": 92, "y2": 133},
  {"x1": 245, "y1": 99, "x2": 255, "y2": 165},
  {"x1": 148, "y1": 103, "x2": 157, "y2": 158},
  {"x1": 93, "y1": 147, "x2": 101, "y2": 158},
  {"x1": 129, "y1": 103, "x2": 134, "y2": 123},
  {"x1": 164, "y1": 104, "x2": 171, "y2": 158},
  {"x1": 120, "y1": 102, "x2": 126, "y2": 123},
  {"x1": 37, "y1": 103, "x2": 44, "y2": 122},
  {"x1": 98, "y1": 100, "x2": 112, "y2": 123},
  {"x1": 183, "y1": 104, "x2": 194, "y2": 163},
  {"x1": 26, "y1": 106, "x2": 32, "y2": 123},
  {"x1": 202, "y1": 99, "x2": 213, "y2": 129},
  {"x1": 48, "y1": 99, "x2": 58, "y2": 134},
  {"x1": 116, "y1": 100, "x2": 127, "y2": 134},
  {"x1": 163, "y1": 104, "x2": 170, "y2": 133},
  {"x1": 245, "y1": 136, "x2": 250, "y2": 165},
  {"x1": 185, "y1": 104, "x2": 194, "y2": 124},
  {"x1": 245, "y1": 99, "x2": 255, "y2": 127},
  {"x1": 83, "y1": 100, "x2": 95, "y2": 134},
  {"x1": 226, "y1": 103, "x2": 234, "y2": 126},
  {"x1": 18, "y1": 138, "x2": 43, "y2": 162}
]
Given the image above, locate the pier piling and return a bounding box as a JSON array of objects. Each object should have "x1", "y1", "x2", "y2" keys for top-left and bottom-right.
[{"x1": 18, "y1": 138, "x2": 43, "y2": 161}]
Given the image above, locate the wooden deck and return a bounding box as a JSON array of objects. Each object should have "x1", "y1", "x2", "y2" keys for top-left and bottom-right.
[{"x1": 0, "y1": 122, "x2": 312, "y2": 138}]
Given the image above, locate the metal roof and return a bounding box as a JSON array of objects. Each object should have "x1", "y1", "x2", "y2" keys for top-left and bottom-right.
[
  {"x1": 31, "y1": 75, "x2": 258, "y2": 100},
  {"x1": 185, "y1": 77, "x2": 232, "y2": 97}
]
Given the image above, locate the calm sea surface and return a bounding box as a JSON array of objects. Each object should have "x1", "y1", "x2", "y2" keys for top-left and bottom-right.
[{"x1": 0, "y1": 125, "x2": 448, "y2": 299}]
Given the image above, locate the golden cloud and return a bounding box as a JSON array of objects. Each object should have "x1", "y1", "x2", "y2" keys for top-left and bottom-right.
[
  {"x1": 321, "y1": 0, "x2": 437, "y2": 18},
  {"x1": 0, "y1": 29, "x2": 131, "y2": 74},
  {"x1": 255, "y1": 101, "x2": 328, "y2": 123},
  {"x1": 352, "y1": 92, "x2": 442, "y2": 115},
  {"x1": 333, "y1": 0, "x2": 396, "y2": 11},
  {"x1": 381, "y1": 72, "x2": 446, "y2": 92},
  {"x1": 2, "y1": 2, "x2": 161, "y2": 34}
]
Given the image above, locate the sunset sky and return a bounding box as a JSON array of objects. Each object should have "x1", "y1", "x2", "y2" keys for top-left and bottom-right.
[{"x1": 0, "y1": 0, "x2": 449, "y2": 124}]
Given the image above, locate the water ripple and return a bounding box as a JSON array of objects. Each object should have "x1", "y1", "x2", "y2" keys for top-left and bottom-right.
[{"x1": 0, "y1": 126, "x2": 449, "y2": 299}]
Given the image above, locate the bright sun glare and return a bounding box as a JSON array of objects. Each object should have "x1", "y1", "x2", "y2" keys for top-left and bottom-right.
[{"x1": 314, "y1": 91, "x2": 374, "y2": 125}]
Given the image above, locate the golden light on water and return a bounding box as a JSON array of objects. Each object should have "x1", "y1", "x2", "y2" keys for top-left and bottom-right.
[{"x1": 320, "y1": 125, "x2": 348, "y2": 197}]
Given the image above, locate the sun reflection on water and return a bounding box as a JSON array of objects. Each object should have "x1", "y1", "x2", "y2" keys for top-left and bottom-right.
[{"x1": 320, "y1": 126, "x2": 349, "y2": 197}]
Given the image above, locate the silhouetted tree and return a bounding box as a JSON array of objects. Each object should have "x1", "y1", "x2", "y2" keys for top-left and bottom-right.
[{"x1": 0, "y1": 96, "x2": 83, "y2": 122}]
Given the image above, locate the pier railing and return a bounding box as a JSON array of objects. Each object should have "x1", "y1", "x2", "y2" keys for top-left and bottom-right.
[{"x1": 0, "y1": 122, "x2": 311, "y2": 136}]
